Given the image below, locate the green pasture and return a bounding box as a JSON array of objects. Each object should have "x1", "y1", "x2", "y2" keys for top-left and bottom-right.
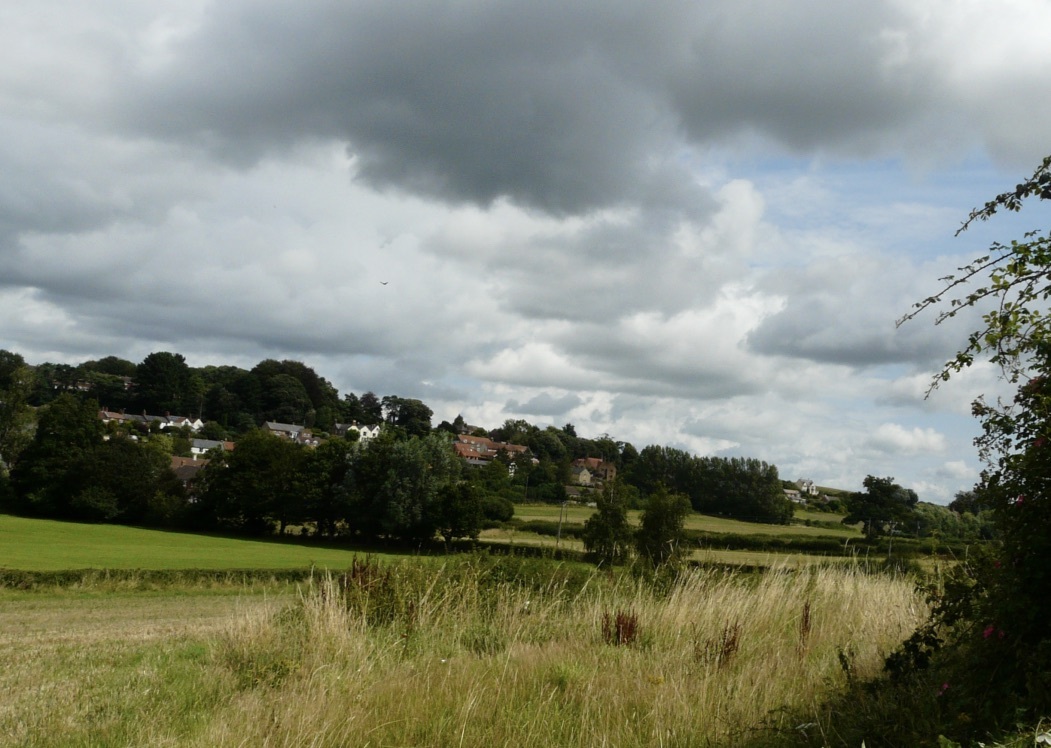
[
  {"x1": 793, "y1": 507, "x2": 849, "y2": 524},
  {"x1": 691, "y1": 547, "x2": 858, "y2": 567},
  {"x1": 0, "y1": 514, "x2": 391, "y2": 572},
  {"x1": 478, "y1": 528, "x2": 862, "y2": 568},
  {"x1": 512, "y1": 503, "x2": 861, "y2": 538},
  {"x1": 684, "y1": 511, "x2": 859, "y2": 537},
  {"x1": 0, "y1": 505, "x2": 862, "y2": 574}
]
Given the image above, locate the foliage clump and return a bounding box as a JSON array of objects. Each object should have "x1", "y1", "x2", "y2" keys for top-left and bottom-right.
[
  {"x1": 863, "y1": 155, "x2": 1051, "y2": 745},
  {"x1": 581, "y1": 479, "x2": 634, "y2": 565},
  {"x1": 634, "y1": 485, "x2": 691, "y2": 568},
  {"x1": 842, "y1": 475, "x2": 918, "y2": 539}
]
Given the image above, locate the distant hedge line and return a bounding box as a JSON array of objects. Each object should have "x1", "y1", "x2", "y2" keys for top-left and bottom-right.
[
  {"x1": 693, "y1": 531, "x2": 976, "y2": 558},
  {"x1": 508, "y1": 518, "x2": 980, "y2": 558}
]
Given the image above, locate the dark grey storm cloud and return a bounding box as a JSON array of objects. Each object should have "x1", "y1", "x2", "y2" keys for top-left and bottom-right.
[
  {"x1": 116, "y1": 0, "x2": 942, "y2": 216},
  {"x1": 119, "y1": 0, "x2": 682, "y2": 214},
  {"x1": 665, "y1": 2, "x2": 930, "y2": 153}
]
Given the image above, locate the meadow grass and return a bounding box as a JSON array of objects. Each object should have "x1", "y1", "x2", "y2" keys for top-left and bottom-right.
[
  {"x1": 478, "y1": 525, "x2": 587, "y2": 552},
  {"x1": 0, "y1": 556, "x2": 925, "y2": 747}
]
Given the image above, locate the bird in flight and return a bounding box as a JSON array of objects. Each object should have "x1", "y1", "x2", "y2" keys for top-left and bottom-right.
[{"x1": 380, "y1": 281, "x2": 389, "y2": 286}]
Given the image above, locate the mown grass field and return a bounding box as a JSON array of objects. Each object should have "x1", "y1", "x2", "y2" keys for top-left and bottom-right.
[
  {"x1": 1, "y1": 506, "x2": 859, "y2": 574},
  {"x1": 0, "y1": 514, "x2": 395, "y2": 572}
]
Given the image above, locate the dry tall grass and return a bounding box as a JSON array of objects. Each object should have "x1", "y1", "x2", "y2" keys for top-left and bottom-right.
[
  {"x1": 191, "y1": 561, "x2": 924, "y2": 747},
  {"x1": 0, "y1": 560, "x2": 923, "y2": 746}
]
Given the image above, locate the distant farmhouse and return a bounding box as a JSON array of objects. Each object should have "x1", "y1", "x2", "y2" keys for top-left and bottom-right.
[
  {"x1": 333, "y1": 421, "x2": 382, "y2": 442},
  {"x1": 169, "y1": 455, "x2": 208, "y2": 497},
  {"x1": 262, "y1": 421, "x2": 321, "y2": 447},
  {"x1": 190, "y1": 438, "x2": 235, "y2": 457},
  {"x1": 99, "y1": 409, "x2": 204, "y2": 433},
  {"x1": 796, "y1": 479, "x2": 820, "y2": 496},
  {"x1": 570, "y1": 457, "x2": 617, "y2": 486},
  {"x1": 452, "y1": 434, "x2": 532, "y2": 469},
  {"x1": 569, "y1": 464, "x2": 592, "y2": 487},
  {"x1": 785, "y1": 478, "x2": 824, "y2": 504}
]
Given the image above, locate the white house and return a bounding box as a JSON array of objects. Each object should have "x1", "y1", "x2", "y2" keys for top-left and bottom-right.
[
  {"x1": 190, "y1": 438, "x2": 234, "y2": 456},
  {"x1": 335, "y1": 421, "x2": 382, "y2": 442},
  {"x1": 796, "y1": 479, "x2": 820, "y2": 496}
]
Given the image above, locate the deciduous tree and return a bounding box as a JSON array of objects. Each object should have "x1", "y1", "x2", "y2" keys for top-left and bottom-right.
[
  {"x1": 841, "y1": 475, "x2": 917, "y2": 538},
  {"x1": 381, "y1": 395, "x2": 433, "y2": 438},
  {"x1": 9, "y1": 393, "x2": 104, "y2": 517},
  {"x1": 343, "y1": 432, "x2": 462, "y2": 541},
  {"x1": 299, "y1": 439, "x2": 354, "y2": 537},
  {"x1": 582, "y1": 479, "x2": 634, "y2": 565},
  {"x1": 635, "y1": 485, "x2": 691, "y2": 567},
  {"x1": 135, "y1": 351, "x2": 201, "y2": 416},
  {"x1": 434, "y1": 481, "x2": 483, "y2": 544},
  {"x1": 198, "y1": 429, "x2": 305, "y2": 534},
  {"x1": 0, "y1": 354, "x2": 34, "y2": 472}
]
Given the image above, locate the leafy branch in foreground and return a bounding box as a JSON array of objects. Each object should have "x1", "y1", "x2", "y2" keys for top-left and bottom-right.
[
  {"x1": 898, "y1": 155, "x2": 1051, "y2": 389},
  {"x1": 890, "y1": 155, "x2": 1051, "y2": 741},
  {"x1": 958, "y1": 155, "x2": 1051, "y2": 231}
]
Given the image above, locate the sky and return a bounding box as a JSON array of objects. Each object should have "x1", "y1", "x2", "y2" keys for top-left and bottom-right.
[{"x1": 4, "y1": 0, "x2": 1051, "y2": 503}]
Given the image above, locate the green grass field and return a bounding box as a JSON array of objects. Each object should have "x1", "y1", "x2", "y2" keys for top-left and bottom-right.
[
  {"x1": 0, "y1": 506, "x2": 862, "y2": 573},
  {"x1": 512, "y1": 503, "x2": 861, "y2": 538},
  {"x1": 0, "y1": 514, "x2": 388, "y2": 571}
]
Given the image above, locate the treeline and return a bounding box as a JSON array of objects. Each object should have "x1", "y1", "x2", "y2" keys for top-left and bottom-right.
[
  {"x1": 626, "y1": 445, "x2": 791, "y2": 523},
  {"x1": 10, "y1": 350, "x2": 401, "y2": 438},
  {"x1": 462, "y1": 423, "x2": 789, "y2": 523},
  {"x1": 198, "y1": 430, "x2": 513, "y2": 542},
  {"x1": 0, "y1": 348, "x2": 796, "y2": 535},
  {"x1": 839, "y1": 476, "x2": 995, "y2": 543},
  {"x1": 1, "y1": 393, "x2": 509, "y2": 542}
]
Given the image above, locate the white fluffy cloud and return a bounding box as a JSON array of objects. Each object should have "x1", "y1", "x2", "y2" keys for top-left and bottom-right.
[{"x1": 865, "y1": 424, "x2": 948, "y2": 455}]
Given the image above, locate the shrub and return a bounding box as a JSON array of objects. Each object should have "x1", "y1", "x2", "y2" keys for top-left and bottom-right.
[
  {"x1": 582, "y1": 480, "x2": 634, "y2": 566},
  {"x1": 481, "y1": 495, "x2": 514, "y2": 522},
  {"x1": 635, "y1": 486, "x2": 691, "y2": 567}
]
